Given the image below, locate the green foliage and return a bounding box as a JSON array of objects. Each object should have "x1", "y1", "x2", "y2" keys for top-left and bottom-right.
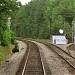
[
  {"x1": 0, "y1": 0, "x2": 20, "y2": 46},
  {"x1": 51, "y1": 15, "x2": 64, "y2": 35},
  {"x1": 0, "y1": 0, "x2": 21, "y2": 16},
  {"x1": 64, "y1": 22, "x2": 72, "y2": 43},
  {"x1": 1, "y1": 29, "x2": 11, "y2": 47},
  {"x1": 10, "y1": 31, "x2": 16, "y2": 44},
  {"x1": 13, "y1": 0, "x2": 49, "y2": 39},
  {"x1": 12, "y1": 42, "x2": 19, "y2": 53},
  {"x1": 12, "y1": 0, "x2": 75, "y2": 42}
]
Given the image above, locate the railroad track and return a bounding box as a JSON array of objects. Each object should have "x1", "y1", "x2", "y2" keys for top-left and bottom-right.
[
  {"x1": 23, "y1": 42, "x2": 45, "y2": 75},
  {"x1": 47, "y1": 43, "x2": 75, "y2": 69},
  {"x1": 67, "y1": 43, "x2": 75, "y2": 50},
  {"x1": 31, "y1": 41, "x2": 75, "y2": 74},
  {"x1": 32, "y1": 40, "x2": 75, "y2": 69},
  {"x1": 16, "y1": 39, "x2": 75, "y2": 75},
  {"x1": 16, "y1": 41, "x2": 51, "y2": 75}
]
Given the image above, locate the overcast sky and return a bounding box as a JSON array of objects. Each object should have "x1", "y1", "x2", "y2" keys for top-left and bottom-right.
[{"x1": 18, "y1": 0, "x2": 31, "y2": 5}]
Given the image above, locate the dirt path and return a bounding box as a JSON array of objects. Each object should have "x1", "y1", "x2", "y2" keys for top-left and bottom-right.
[{"x1": 0, "y1": 41, "x2": 27, "y2": 75}]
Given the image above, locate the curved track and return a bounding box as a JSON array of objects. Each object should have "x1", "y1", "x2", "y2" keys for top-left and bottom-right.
[
  {"x1": 23, "y1": 42, "x2": 44, "y2": 75},
  {"x1": 46, "y1": 43, "x2": 75, "y2": 69},
  {"x1": 16, "y1": 40, "x2": 51, "y2": 75},
  {"x1": 16, "y1": 39, "x2": 75, "y2": 75}
]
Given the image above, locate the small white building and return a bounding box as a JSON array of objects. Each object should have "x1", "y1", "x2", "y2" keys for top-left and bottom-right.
[{"x1": 52, "y1": 35, "x2": 67, "y2": 44}]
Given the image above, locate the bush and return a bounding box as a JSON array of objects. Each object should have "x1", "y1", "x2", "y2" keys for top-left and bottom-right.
[
  {"x1": 1, "y1": 29, "x2": 16, "y2": 47},
  {"x1": 12, "y1": 42, "x2": 19, "y2": 53},
  {"x1": 2, "y1": 29, "x2": 11, "y2": 47},
  {"x1": 10, "y1": 31, "x2": 16, "y2": 44}
]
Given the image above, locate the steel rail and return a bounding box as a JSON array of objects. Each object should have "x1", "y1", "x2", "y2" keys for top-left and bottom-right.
[
  {"x1": 32, "y1": 41, "x2": 46, "y2": 75},
  {"x1": 34, "y1": 41, "x2": 75, "y2": 69},
  {"x1": 21, "y1": 43, "x2": 30, "y2": 75},
  {"x1": 50, "y1": 43, "x2": 75, "y2": 59},
  {"x1": 49, "y1": 44, "x2": 75, "y2": 69},
  {"x1": 21, "y1": 41, "x2": 46, "y2": 75}
]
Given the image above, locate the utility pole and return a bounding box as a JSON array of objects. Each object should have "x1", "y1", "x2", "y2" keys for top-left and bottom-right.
[
  {"x1": 50, "y1": 17, "x2": 52, "y2": 41},
  {"x1": 72, "y1": 0, "x2": 75, "y2": 43},
  {"x1": 72, "y1": 20, "x2": 75, "y2": 43},
  {"x1": 74, "y1": 22, "x2": 75, "y2": 43}
]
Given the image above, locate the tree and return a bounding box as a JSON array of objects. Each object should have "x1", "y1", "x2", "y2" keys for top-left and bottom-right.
[
  {"x1": 0, "y1": 0, "x2": 20, "y2": 46},
  {"x1": 12, "y1": 0, "x2": 75, "y2": 42}
]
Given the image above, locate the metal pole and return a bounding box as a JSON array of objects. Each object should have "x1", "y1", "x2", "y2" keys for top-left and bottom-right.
[
  {"x1": 72, "y1": 25, "x2": 74, "y2": 42},
  {"x1": 50, "y1": 17, "x2": 52, "y2": 42},
  {"x1": 74, "y1": 22, "x2": 75, "y2": 43},
  {"x1": 72, "y1": 20, "x2": 75, "y2": 43}
]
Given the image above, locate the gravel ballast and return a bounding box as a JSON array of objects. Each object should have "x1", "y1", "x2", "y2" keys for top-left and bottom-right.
[
  {"x1": 0, "y1": 41, "x2": 27, "y2": 75},
  {"x1": 56, "y1": 43, "x2": 75, "y2": 58},
  {"x1": 33, "y1": 41, "x2": 71, "y2": 75}
]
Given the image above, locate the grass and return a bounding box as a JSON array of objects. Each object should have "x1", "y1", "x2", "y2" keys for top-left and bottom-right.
[
  {"x1": 24, "y1": 38, "x2": 50, "y2": 42},
  {"x1": 0, "y1": 44, "x2": 15, "y2": 62}
]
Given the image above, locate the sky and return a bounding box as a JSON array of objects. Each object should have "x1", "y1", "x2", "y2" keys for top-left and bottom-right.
[{"x1": 18, "y1": 0, "x2": 31, "y2": 5}]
